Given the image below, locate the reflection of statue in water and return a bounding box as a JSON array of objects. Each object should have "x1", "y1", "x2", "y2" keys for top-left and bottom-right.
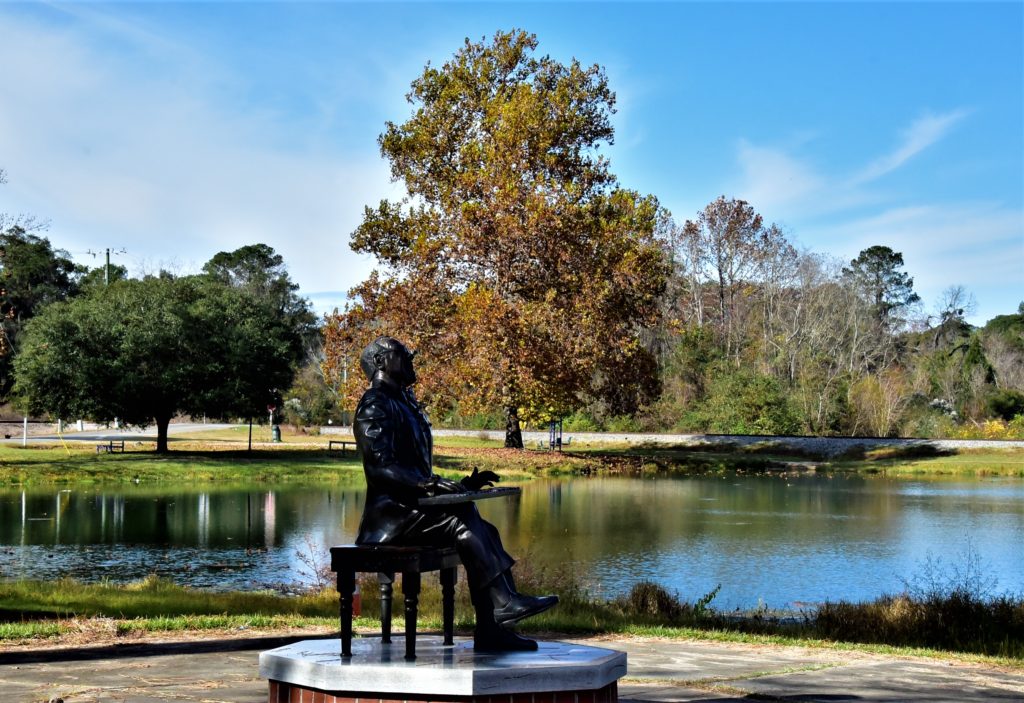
[{"x1": 353, "y1": 336, "x2": 558, "y2": 652}]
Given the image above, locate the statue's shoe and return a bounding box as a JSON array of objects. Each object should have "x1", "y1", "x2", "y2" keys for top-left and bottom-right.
[
  {"x1": 473, "y1": 626, "x2": 539, "y2": 652},
  {"x1": 493, "y1": 594, "x2": 559, "y2": 628}
]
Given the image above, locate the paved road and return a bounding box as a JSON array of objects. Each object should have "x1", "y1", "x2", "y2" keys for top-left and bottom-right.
[
  {"x1": 1, "y1": 423, "x2": 240, "y2": 445},
  {"x1": 430, "y1": 428, "x2": 1023, "y2": 457},
  {"x1": 1, "y1": 634, "x2": 1021, "y2": 703},
  {"x1": 6, "y1": 422, "x2": 1020, "y2": 456}
]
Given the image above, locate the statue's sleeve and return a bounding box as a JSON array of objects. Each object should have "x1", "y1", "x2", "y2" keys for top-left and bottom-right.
[{"x1": 355, "y1": 393, "x2": 426, "y2": 497}]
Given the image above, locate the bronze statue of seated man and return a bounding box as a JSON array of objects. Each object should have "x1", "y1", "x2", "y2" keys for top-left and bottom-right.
[{"x1": 352, "y1": 336, "x2": 558, "y2": 652}]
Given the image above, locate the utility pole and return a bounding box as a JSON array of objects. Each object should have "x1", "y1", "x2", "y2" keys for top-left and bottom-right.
[{"x1": 87, "y1": 247, "x2": 127, "y2": 285}]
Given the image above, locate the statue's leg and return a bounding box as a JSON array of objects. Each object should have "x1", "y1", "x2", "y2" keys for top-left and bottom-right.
[
  {"x1": 471, "y1": 583, "x2": 539, "y2": 652},
  {"x1": 394, "y1": 507, "x2": 556, "y2": 646},
  {"x1": 399, "y1": 506, "x2": 513, "y2": 590},
  {"x1": 485, "y1": 571, "x2": 558, "y2": 627}
]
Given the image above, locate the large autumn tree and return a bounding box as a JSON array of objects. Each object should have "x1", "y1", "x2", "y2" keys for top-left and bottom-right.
[{"x1": 324, "y1": 30, "x2": 668, "y2": 447}]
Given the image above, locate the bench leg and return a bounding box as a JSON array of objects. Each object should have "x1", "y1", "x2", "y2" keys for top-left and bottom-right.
[
  {"x1": 402, "y1": 571, "x2": 420, "y2": 661},
  {"x1": 338, "y1": 569, "x2": 356, "y2": 657},
  {"x1": 440, "y1": 566, "x2": 456, "y2": 646},
  {"x1": 378, "y1": 572, "x2": 394, "y2": 644}
]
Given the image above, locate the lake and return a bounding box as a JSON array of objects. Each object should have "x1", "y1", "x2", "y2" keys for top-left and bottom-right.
[{"x1": 1, "y1": 473, "x2": 1022, "y2": 610}]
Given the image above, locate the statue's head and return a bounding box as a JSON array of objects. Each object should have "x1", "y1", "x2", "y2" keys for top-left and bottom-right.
[{"x1": 360, "y1": 336, "x2": 417, "y2": 388}]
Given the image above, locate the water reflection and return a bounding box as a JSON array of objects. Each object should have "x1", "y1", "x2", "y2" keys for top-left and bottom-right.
[{"x1": 0, "y1": 475, "x2": 1021, "y2": 609}]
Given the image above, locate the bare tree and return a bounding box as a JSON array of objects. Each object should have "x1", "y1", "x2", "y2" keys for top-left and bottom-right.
[
  {"x1": 681, "y1": 197, "x2": 789, "y2": 359},
  {"x1": 850, "y1": 369, "x2": 911, "y2": 437},
  {"x1": 0, "y1": 169, "x2": 49, "y2": 234},
  {"x1": 984, "y1": 334, "x2": 1024, "y2": 392}
]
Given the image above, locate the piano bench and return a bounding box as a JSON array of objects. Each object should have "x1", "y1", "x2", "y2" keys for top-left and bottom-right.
[{"x1": 330, "y1": 544, "x2": 461, "y2": 661}]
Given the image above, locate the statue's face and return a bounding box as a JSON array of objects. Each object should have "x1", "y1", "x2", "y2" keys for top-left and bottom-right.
[{"x1": 380, "y1": 342, "x2": 417, "y2": 387}]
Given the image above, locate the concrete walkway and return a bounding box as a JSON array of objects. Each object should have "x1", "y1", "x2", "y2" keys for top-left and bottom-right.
[{"x1": 1, "y1": 634, "x2": 1021, "y2": 703}]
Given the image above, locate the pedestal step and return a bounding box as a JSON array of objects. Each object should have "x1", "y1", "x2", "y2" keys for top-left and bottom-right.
[{"x1": 268, "y1": 680, "x2": 619, "y2": 703}]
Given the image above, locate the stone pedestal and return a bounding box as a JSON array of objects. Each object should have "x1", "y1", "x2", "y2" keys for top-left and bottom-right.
[{"x1": 259, "y1": 636, "x2": 627, "y2": 703}]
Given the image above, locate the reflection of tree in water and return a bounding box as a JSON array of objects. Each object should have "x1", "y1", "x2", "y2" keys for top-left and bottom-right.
[
  {"x1": 0, "y1": 486, "x2": 368, "y2": 586},
  {"x1": 0, "y1": 477, "x2": 1021, "y2": 604},
  {"x1": 480, "y1": 474, "x2": 922, "y2": 601}
]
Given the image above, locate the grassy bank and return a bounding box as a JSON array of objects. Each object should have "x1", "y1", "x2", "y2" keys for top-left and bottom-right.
[
  {"x1": 0, "y1": 443, "x2": 570, "y2": 486},
  {"x1": 2, "y1": 574, "x2": 1021, "y2": 665},
  {"x1": 834, "y1": 446, "x2": 1024, "y2": 476},
  {"x1": 570, "y1": 441, "x2": 1024, "y2": 477},
  {"x1": 0, "y1": 443, "x2": 367, "y2": 485},
  {"x1": 2, "y1": 427, "x2": 1022, "y2": 486}
]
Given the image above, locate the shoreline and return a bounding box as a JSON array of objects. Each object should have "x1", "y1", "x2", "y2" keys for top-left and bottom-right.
[{"x1": 425, "y1": 427, "x2": 1023, "y2": 457}]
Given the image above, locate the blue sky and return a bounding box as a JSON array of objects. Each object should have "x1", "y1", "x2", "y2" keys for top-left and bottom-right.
[{"x1": 1, "y1": 2, "x2": 1020, "y2": 324}]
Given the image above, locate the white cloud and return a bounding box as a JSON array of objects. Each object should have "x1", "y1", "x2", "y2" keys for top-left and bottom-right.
[
  {"x1": 849, "y1": 109, "x2": 971, "y2": 186},
  {"x1": 733, "y1": 140, "x2": 825, "y2": 211},
  {"x1": 0, "y1": 8, "x2": 398, "y2": 316},
  {"x1": 807, "y1": 202, "x2": 1023, "y2": 324}
]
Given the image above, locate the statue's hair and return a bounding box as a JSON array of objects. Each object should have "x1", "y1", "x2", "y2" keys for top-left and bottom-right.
[{"x1": 359, "y1": 336, "x2": 402, "y2": 380}]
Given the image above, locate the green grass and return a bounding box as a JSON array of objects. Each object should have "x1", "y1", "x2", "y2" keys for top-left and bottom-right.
[
  {"x1": 0, "y1": 575, "x2": 338, "y2": 618},
  {"x1": 432, "y1": 435, "x2": 507, "y2": 449},
  {"x1": 2, "y1": 574, "x2": 1021, "y2": 666},
  {"x1": 569, "y1": 441, "x2": 1024, "y2": 477},
  {"x1": 171, "y1": 426, "x2": 504, "y2": 449},
  {"x1": 0, "y1": 443, "x2": 365, "y2": 485},
  {"x1": 833, "y1": 448, "x2": 1024, "y2": 476},
  {"x1": 3, "y1": 430, "x2": 1021, "y2": 487},
  {"x1": 111, "y1": 613, "x2": 337, "y2": 635}
]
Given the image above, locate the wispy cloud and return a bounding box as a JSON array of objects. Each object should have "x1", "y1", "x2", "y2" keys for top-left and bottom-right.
[
  {"x1": 849, "y1": 109, "x2": 971, "y2": 186},
  {"x1": 719, "y1": 109, "x2": 1019, "y2": 323},
  {"x1": 729, "y1": 109, "x2": 972, "y2": 219}
]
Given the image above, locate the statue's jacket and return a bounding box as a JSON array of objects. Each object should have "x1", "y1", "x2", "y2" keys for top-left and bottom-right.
[{"x1": 353, "y1": 379, "x2": 435, "y2": 544}]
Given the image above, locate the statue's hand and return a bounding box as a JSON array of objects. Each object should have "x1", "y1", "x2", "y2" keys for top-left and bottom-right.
[
  {"x1": 461, "y1": 467, "x2": 501, "y2": 491},
  {"x1": 427, "y1": 476, "x2": 467, "y2": 496}
]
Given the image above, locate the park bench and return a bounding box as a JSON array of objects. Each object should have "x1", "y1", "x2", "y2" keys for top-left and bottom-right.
[
  {"x1": 95, "y1": 439, "x2": 125, "y2": 453},
  {"x1": 331, "y1": 544, "x2": 459, "y2": 661},
  {"x1": 327, "y1": 439, "x2": 356, "y2": 453},
  {"x1": 535, "y1": 436, "x2": 572, "y2": 451}
]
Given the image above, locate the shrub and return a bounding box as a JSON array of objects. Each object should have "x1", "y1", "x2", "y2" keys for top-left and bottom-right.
[
  {"x1": 699, "y1": 367, "x2": 802, "y2": 435},
  {"x1": 619, "y1": 581, "x2": 686, "y2": 620},
  {"x1": 989, "y1": 389, "x2": 1024, "y2": 421},
  {"x1": 562, "y1": 410, "x2": 600, "y2": 432},
  {"x1": 434, "y1": 407, "x2": 504, "y2": 430},
  {"x1": 814, "y1": 542, "x2": 1023, "y2": 656},
  {"x1": 815, "y1": 592, "x2": 1024, "y2": 656},
  {"x1": 605, "y1": 415, "x2": 642, "y2": 433},
  {"x1": 950, "y1": 417, "x2": 1024, "y2": 440},
  {"x1": 613, "y1": 581, "x2": 722, "y2": 625},
  {"x1": 900, "y1": 408, "x2": 957, "y2": 439}
]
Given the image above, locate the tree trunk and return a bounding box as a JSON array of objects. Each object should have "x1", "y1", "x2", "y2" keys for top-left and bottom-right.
[
  {"x1": 504, "y1": 405, "x2": 524, "y2": 449},
  {"x1": 155, "y1": 414, "x2": 171, "y2": 453}
]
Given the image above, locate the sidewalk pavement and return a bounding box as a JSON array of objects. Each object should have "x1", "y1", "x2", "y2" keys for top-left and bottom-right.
[{"x1": 1, "y1": 633, "x2": 1022, "y2": 703}]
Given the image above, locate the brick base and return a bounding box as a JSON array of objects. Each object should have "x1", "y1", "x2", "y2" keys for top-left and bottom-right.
[{"x1": 268, "y1": 681, "x2": 619, "y2": 703}]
